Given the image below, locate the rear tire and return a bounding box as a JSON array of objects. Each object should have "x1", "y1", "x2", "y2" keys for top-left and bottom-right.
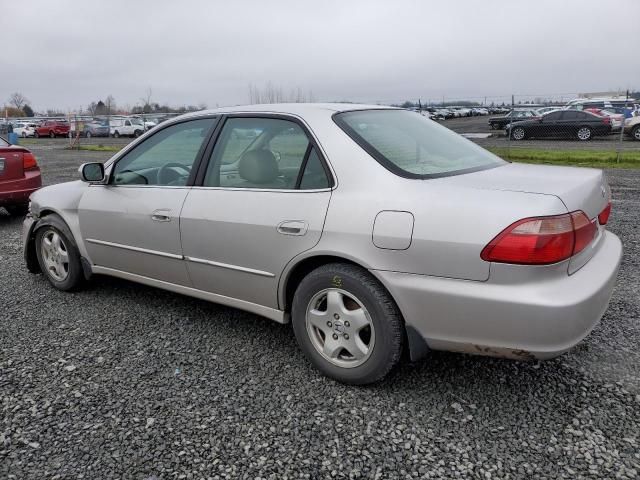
[
  {"x1": 631, "y1": 125, "x2": 640, "y2": 141},
  {"x1": 35, "y1": 215, "x2": 85, "y2": 291},
  {"x1": 577, "y1": 126, "x2": 592, "y2": 141},
  {"x1": 85, "y1": 131, "x2": 92, "y2": 138},
  {"x1": 35, "y1": 131, "x2": 40, "y2": 138},
  {"x1": 113, "y1": 131, "x2": 120, "y2": 138},
  {"x1": 291, "y1": 263, "x2": 403, "y2": 385},
  {"x1": 49, "y1": 131, "x2": 55, "y2": 138}
]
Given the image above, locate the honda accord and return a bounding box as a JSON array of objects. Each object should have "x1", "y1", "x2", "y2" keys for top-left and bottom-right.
[{"x1": 22, "y1": 104, "x2": 622, "y2": 384}]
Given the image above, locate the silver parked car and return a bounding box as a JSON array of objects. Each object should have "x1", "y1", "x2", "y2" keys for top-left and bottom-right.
[{"x1": 22, "y1": 104, "x2": 622, "y2": 384}]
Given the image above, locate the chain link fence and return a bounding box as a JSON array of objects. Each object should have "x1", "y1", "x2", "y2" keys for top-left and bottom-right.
[{"x1": 416, "y1": 91, "x2": 639, "y2": 167}]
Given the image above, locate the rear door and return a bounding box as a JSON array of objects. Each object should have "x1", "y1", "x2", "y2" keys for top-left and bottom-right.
[{"x1": 180, "y1": 115, "x2": 333, "y2": 309}]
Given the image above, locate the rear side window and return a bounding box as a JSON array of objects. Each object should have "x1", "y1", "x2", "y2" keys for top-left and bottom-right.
[
  {"x1": 562, "y1": 111, "x2": 579, "y2": 120},
  {"x1": 334, "y1": 109, "x2": 504, "y2": 178},
  {"x1": 203, "y1": 117, "x2": 331, "y2": 190},
  {"x1": 300, "y1": 148, "x2": 330, "y2": 190}
]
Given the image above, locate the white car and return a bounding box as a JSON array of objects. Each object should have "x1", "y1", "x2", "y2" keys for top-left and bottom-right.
[
  {"x1": 13, "y1": 123, "x2": 36, "y2": 138},
  {"x1": 109, "y1": 118, "x2": 145, "y2": 138}
]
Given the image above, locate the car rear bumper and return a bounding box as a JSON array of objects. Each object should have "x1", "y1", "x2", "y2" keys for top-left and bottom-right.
[
  {"x1": 0, "y1": 170, "x2": 42, "y2": 206},
  {"x1": 373, "y1": 231, "x2": 622, "y2": 361}
]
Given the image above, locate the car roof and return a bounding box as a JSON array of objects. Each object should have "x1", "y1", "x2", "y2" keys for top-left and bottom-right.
[{"x1": 182, "y1": 103, "x2": 397, "y2": 119}]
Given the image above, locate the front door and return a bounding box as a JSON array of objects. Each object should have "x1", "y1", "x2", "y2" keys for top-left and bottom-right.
[
  {"x1": 180, "y1": 116, "x2": 333, "y2": 309},
  {"x1": 78, "y1": 117, "x2": 218, "y2": 285}
]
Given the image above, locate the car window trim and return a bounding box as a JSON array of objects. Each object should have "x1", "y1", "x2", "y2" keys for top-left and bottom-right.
[
  {"x1": 106, "y1": 115, "x2": 220, "y2": 187},
  {"x1": 294, "y1": 143, "x2": 313, "y2": 189},
  {"x1": 193, "y1": 113, "x2": 335, "y2": 191}
]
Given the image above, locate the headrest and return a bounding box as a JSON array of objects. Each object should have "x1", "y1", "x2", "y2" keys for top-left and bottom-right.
[{"x1": 238, "y1": 149, "x2": 278, "y2": 184}]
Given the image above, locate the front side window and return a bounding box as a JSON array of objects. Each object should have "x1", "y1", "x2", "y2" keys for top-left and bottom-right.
[
  {"x1": 203, "y1": 117, "x2": 329, "y2": 190},
  {"x1": 334, "y1": 109, "x2": 504, "y2": 178},
  {"x1": 111, "y1": 118, "x2": 216, "y2": 186}
]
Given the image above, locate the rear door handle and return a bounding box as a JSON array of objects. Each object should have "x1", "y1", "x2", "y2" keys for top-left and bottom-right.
[
  {"x1": 151, "y1": 209, "x2": 172, "y2": 222},
  {"x1": 277, "y1": 220, "x2": 308, "y2": 236}
]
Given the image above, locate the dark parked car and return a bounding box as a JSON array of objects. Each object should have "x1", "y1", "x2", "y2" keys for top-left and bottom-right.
[
  {"x1": 0, "y1": 136, "x2": 41, "y2": 215},
  {"x1": 508, "y1": 110, "x2": 612, "y2": 141},
  {"x1": 488, "y1": 109, "x2": 539, "y2": 129}
]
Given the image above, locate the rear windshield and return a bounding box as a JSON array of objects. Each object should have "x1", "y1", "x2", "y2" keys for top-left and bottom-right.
[{"x1": 334, "y1": 109, "x2": 505, "y2": 178}]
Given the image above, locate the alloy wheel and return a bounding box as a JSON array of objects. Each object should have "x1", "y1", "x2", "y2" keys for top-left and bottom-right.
[
  {"x1": 40, "y1": 230, "x2": 70, "y2": 281},
  {"x1": 577, "y1": 127, "x2": 591, "y2": 140},
  {"x1": 305, "y1": 288, "x2": 375, "y2": 368},
  {"x1": 512, "y1": 127, "x2": 525, "y2": 140}
]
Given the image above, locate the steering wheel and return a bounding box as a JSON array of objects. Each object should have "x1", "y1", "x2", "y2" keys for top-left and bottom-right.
[{"x1": 157, "y1": 162, "x2": 191, "y2": 185}]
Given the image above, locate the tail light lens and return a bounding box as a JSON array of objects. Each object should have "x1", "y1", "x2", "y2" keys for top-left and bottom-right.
[
  {"x1": 481, "y1": 211, "x2": 597, "y2": 265},
  {"x1": 23, "y1": 152, "x2": 38, "y2": 170},
  {"x1": 598, "y1": 202, "x2": 611, "y2": 225},
  {"x1": 602, "y1": 117, "x2": 611, "y2": 125}
]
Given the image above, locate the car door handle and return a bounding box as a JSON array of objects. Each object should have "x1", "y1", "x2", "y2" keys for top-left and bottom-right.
[
  {"x1": 151, "y1": 209, "x2": 172, "y2": 222},
  {"x1": 277, "y1": 220, "x2": 308, "y2": 236}
]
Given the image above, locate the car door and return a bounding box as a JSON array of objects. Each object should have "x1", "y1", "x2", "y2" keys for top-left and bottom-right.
[
  {"x1": 78, "y1": 117, "x2": 218, "y2": 285},
  {"x1": 558, "y1": 110, "x2": 579, "y2": 137},
  {"x1": 180, "y1": 115, "x2": 333, "y2": 309}
]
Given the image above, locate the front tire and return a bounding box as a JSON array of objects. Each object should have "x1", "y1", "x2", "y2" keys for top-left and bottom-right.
[
  {"x1": 510, "y1": 126, "x2": 526, "y2": 140},
  {"x1": 292, "y1": 263, "x2": 403, "y2": 385},
  {"x1": 85, "y1": 131, "x2": 92, "y2": 138},
  {"x1": 631, "y1": 125, "x2": 640, "y2": 141},
  {"x1": 35, "y1": 215, "x2": 85, "y2": 291},
  {"x1": 49, "y1": 131, "x2": 56, "y2": 138}
]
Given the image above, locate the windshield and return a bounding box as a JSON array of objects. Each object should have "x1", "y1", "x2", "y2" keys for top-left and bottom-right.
[{"x1": 334, "y1": 109, "x2": 505, "y2": 178}]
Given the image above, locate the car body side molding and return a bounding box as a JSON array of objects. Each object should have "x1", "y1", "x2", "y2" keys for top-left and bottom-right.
[{"x1": 92, "y1": 265, "x2": 286, "y2": 324}]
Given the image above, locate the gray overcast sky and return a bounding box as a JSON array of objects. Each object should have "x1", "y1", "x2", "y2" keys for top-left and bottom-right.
[{"x1": 2, "y1": 0, "x2": 638, "y2": 112}]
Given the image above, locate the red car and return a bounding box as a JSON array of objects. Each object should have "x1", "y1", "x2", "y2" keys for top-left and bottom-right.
[
  {"x1": 35, "y1": 120, "x2": 70, "y2": 138},
  {"x1": 0, "y1": 136, "x2": 42, "y2": 215}
]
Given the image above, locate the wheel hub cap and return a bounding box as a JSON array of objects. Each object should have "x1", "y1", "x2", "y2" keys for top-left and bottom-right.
[
  {"x1": 305, "y1": 288, "x2": 375, "y2": 369},
  {"x1": 40, "y1": 230, "x2": 69, "y2": 282}
]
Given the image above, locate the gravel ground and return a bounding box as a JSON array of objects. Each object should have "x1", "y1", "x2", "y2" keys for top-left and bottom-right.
[{"x1": 1, "y1": 147, "x2": 639, "y2": 479}]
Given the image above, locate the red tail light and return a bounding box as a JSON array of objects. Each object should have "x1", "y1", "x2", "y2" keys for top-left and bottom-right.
[
  {"x1": 481, "y1": 211, "x2": 597, "y2": 265},
  {"x1": 598, "y1": 202, "x2": 611, "y2": 225},
  {"x1": 602, "y1": 117, "x2": 611, "y2": 125},
  {"x1": 23, "y1": 152, "x2": 38, "y2": 170}
]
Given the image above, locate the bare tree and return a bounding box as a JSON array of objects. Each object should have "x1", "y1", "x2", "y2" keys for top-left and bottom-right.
[
  {"x1": 87, "y1": 102, "x2": 98, "y2": 115},
  {"x1": 140, "y1": 87, "x2": 153, "y2": 113},
  {"x1": 248, "y1": 82, "x2": 315, "y2": 104},
  {"x1": 8, "y1": 92, "x2": 29, "y2": 111},
  {"x1": 105, "y1": 95, "x2": 116, "y2": 116}
]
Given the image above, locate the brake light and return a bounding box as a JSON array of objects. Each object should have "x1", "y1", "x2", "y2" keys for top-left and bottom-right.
[
  {"x1": 598, "y1": 202, "x2": 611, "y2": 225},
  {"x1": 481, "y1": 211, "x2": 597, "y2": 265},
  {"x1": 23, "y1": 152, "x2": 38, "y2": 170},
  {"x1": 602, "y1": 117, "x2": 610, "y2": 125}
]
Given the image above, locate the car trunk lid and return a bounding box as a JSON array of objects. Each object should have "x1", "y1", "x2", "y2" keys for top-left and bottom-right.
[
  {"x1": 0, "y1": 144, "x2": 25, "y2": 181},
  {"x1": 436, "y1": 162, "x2": 610, "y2": 272}
]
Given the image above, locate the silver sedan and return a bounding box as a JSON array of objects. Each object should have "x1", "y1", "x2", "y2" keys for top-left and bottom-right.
[{"x1": 23, "y1": 104, "x2": 622, "y2": 384}]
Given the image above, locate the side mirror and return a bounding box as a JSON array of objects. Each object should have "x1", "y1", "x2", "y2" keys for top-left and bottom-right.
[{"x1": 79, "y1": 162, "x2": 105, "y2": 183}]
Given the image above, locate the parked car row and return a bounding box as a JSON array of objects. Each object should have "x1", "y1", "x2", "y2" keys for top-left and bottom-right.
[{"x1": 487, "y1": 97, "x2": 640, "y2": 141}]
